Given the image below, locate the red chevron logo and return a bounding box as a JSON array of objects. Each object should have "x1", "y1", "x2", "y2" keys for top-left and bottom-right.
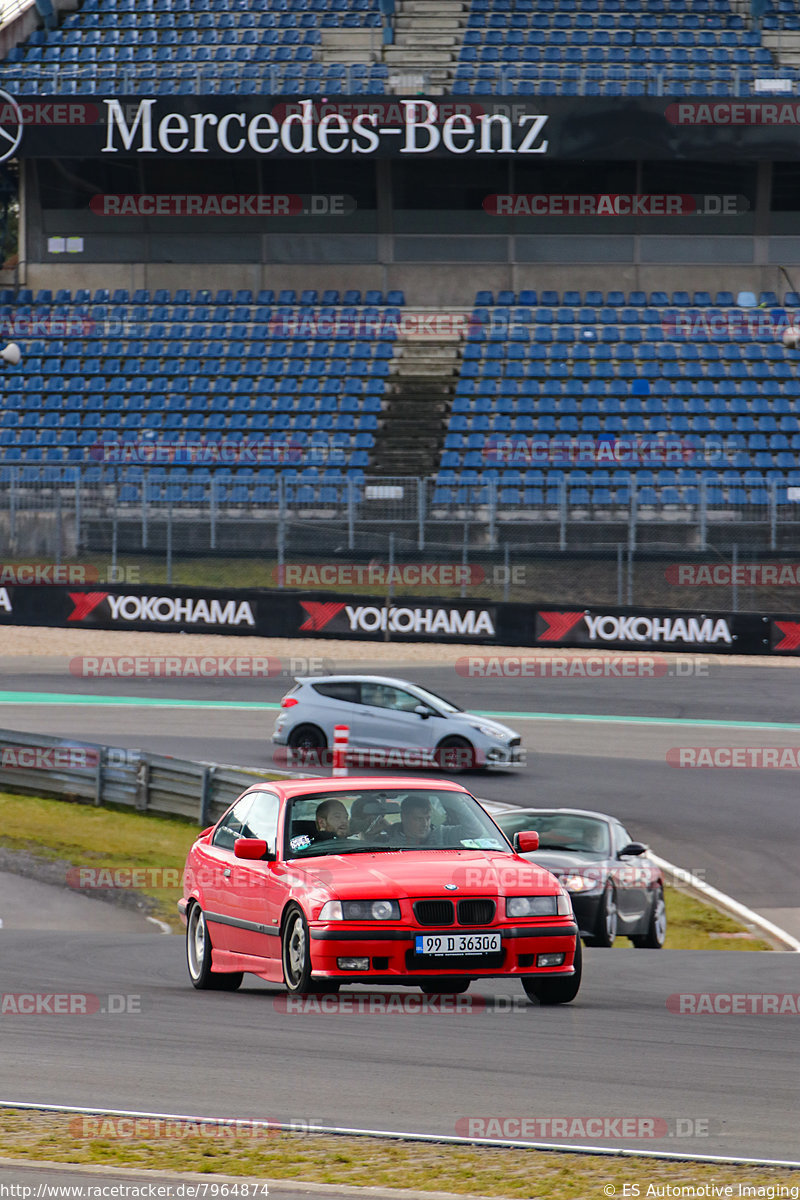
[
  {"x1": 537, "y1": 611, "x2": 585, "y2": 642},
  {"x1": 773, "y1": 621, "x2": 800, "y2": 652},
  {"x1": 299, "y1": 601, "x2": 346, "y2": 632},
  {"x1": 67, "y1": 592, "x2": 109, "y2": 622}
]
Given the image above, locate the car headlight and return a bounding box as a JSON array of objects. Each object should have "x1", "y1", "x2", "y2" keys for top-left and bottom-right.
[
  {"x1": 320, "y1": 899, "x2": 401, "y2": 921},
  {"x1": 506, "y1": 894, "x2": 572, "y2": 918},
  {"x1": 472, "y1": 724, "x2": 508, "y2": 739},
  {"x1": 561, "y1": 874, "x2": 603, "y2": 894}
]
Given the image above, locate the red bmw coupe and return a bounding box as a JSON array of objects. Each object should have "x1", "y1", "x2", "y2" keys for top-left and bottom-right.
[{"x1": 179, "y1": 777, "x2": 582, "y2": 1004}]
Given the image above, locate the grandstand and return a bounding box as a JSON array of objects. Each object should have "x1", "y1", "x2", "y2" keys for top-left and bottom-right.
[{"x1": 0, "y1": 0, "x2": 799, "y2": 541}]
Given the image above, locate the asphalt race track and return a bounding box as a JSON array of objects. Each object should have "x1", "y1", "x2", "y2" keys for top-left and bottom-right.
[
  {"x1": 0, "y1": 653, "x2": 799, "y2": 1164},
  {"x1": 0, "y1": 926, "x2": 798, "y2": 1162},
  {"x1": 1, "y1": 658, "x2": 799, "y2": 936}
]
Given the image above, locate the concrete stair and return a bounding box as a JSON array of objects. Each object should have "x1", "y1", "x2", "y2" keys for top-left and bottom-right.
[
  {"x1": 385, "y1": 0, "x2": 468, "y2": 92},
  {"x1": 368, "y1": 324, "x2": 461, "y2": 476}
]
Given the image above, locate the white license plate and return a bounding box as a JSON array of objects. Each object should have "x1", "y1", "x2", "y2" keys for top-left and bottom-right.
[{"x1": 415, "y1": 932, "x2": 501, "y2": 956}]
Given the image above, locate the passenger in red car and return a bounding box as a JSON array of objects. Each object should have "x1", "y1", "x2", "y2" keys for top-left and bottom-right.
[
  {"x1": 387, "y1": 795, "x2": 441, "y2": 847},
  {"x1": 314, "y1": 799, "x2": 350, "y2": 841}
]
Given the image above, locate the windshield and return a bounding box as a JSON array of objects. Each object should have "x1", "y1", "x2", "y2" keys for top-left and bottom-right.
[
  {"x1": 407, "y1": 684, "x2": 463, "y2": 714},
  {"x1": 285, "y1": 789, "x2": 510, "y2": 857},
  {"x1": 496, "y1": 812, "x2": 611, "y2": 859}
]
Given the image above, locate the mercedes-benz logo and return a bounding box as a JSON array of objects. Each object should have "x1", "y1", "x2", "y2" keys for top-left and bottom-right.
[{"x1": 0, "y1": 90, "x2": 23, "y2": 164}]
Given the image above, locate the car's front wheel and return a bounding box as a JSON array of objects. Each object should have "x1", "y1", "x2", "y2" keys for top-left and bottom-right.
[
  {"x1": 281, "y1": 904, "x2": 340, "y2": 995},
  {"x1": 586, "y1": 882, "x2": 618, "y2": 948},
  {"x1": 186, "y1": 903, "x2": 242, "y2": 991},
  {"x1": 632, "y1": 886, "x2": 667, "y2": 949},
  {"x1": 522, "y1": 935, "x2": 582, "y2": 1006},
  {"x1": 419, "y1": 979, "x2": 471, "y2": 995}
]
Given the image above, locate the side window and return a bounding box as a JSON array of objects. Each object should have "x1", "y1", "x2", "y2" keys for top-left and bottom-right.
[
  {"x1": 313, "y1": 682, "x2": 361, "y2": 703},
  {"x1": 212, "y1": 795, "x2": 255, "y2": 850},
  {"x1": 362, "y1": 684, "x2": 420, "y2": 711},
  {"x1": 240, "y1": 793, "x2": 280, "y2": 856}
]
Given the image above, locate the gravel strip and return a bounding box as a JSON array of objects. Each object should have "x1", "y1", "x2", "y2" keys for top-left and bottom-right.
[{"x1": 0, "y1": 624, "x2": 798, "y2": 670}]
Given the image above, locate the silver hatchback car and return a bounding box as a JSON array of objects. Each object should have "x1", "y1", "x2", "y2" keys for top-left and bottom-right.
[{"x1": 272, "y1": 675, "x2": 523, "y2": 771}]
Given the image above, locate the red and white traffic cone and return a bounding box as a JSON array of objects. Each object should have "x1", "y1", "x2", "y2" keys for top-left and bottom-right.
[{"x1": 332, "y1": 725, "x2": 349, "y2": 776}]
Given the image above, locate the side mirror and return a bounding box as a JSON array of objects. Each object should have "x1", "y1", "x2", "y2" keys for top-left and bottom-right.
[
  {"x1": 618, "y1": 841, "x2": 646, "y2": 858},
  {"x1": 234, "y1": 837, "x2": 273, "y2": 861},
  {"x1": 414, "y1": 705, "x2": 431, "y2": 719},
  {"x1": 514, "y1": 830, "x2": 539, "y2": 853}
]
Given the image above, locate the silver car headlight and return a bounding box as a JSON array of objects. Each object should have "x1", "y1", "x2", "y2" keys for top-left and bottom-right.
[
  {"x1": 472, "y1": 724, "x2": 508, "y2": 739},
  {"x1": 506, "y1": 894, "x2": 572, "y2": 918}
]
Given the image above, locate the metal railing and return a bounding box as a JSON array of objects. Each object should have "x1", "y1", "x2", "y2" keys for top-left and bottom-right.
[
  {"x1": 0, "y1": 469, "x2": 796, "y2": 560},
  {"x1": 0, "y1": 727, "x2": 286, "y2": 825},
  {"x1": 0, "y1": 64, "x2": 796, "y2": 97}
]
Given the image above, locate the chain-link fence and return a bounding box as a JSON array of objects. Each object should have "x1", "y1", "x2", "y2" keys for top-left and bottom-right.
[{"x1": 2, "y1": 465, "x2": 800, "y2": 613}]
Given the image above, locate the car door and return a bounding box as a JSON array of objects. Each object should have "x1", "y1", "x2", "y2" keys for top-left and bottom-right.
[
  {"x1": 357, "y1": 682, "x2": 440, "y2": 759},
  {"x1": 229, "y1": 790, "x2": 284, "y2": 963},
  {"x1": 611, "y1": 821, "x2": 651, "y2": 927},
  {"x1": 190, "y1": 793, "x2": 255, "y2": 952}
]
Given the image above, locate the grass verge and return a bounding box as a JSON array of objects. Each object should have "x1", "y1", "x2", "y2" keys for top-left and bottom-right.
[
  {"x1": 0, "y1": 1112, "x2": 797, "y2": 1196},
  {"x1": 0, "y1": 789, "x2": 775, "y2": 947}
]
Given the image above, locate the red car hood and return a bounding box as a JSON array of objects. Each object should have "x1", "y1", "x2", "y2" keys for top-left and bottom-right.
[{"x1": 293, "y1": 849, "x2": 560, "y2": 900}]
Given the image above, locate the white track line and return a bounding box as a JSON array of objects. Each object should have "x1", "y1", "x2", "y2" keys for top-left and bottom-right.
[{"x1": 1, "y1": 1101, "x2": 798, "y2": 1168}]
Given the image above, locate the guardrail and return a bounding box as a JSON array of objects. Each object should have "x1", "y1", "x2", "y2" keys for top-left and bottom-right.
[{"x1": 0, "y1": 727, "x2": 290, "y2": 825}]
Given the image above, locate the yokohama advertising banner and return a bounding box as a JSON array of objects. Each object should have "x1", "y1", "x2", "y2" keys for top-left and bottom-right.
[{"x1": 0, "y1": 585, "x2": 795, "y2": 654}]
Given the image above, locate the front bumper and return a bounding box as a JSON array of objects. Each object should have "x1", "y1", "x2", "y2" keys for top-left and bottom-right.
[{"x1": 308, "y1": 921, "x2": 578, "y2": 979}]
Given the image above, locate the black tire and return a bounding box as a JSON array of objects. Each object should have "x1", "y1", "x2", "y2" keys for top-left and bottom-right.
[
  {"x1": 587, "y1": 881, "x2": 618, "y2": 948},
  {"x1": 632, "y1": 886, "x2": 667, "y2": 949},
  {"x1": 287, "y1": 725, "x2": 328, "y2": 768},
  {"x1": 280, "y1": 904, "x2": 340, "y2": 994},
  {"x1": 522, "y1": 935, "x2": 582, "y2": 1006},
  {"x1": 419, "y1": 979, "x2": 471, "y2": 995},
  {"x1": 434, "y1": 736, "x2": 476, "y2": 773},
  {"x1": 186, "y1": 902, "x2": 243, "y2": 992}
]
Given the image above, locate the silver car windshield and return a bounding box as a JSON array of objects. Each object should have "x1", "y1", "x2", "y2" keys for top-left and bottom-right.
[{"x1": 285, "y1": 789, "x2": 510, "y2": 857}]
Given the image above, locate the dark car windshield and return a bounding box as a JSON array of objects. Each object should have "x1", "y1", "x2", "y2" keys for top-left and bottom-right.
[
  {"x1": 495, "y1": 812, "x2": 611, "y2": 859},
  {"x1": 285, "y1": 789, "x2": 509, "y2": 857}
]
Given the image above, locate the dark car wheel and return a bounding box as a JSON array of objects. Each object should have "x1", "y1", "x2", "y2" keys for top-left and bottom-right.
[
  {"x1": 281, "y1": 904, "x2": 340, "y2": 995},
  {"x1": 419, "y1": 979, "x2": 471, "y2": 995},
  {"x1": 287, "y1": 725, "x2": 328, "y2": 766},
  {"x1": 632, "y1": 886, "x2": 667, "y2": 949},
  {"x1": 434, "y1": 736, "x2": 476, "y2": 773},
  {"x1": 522, "y1": 935, "x2": 582, "y2": 1006},
  {"x1": 587, "y1": 882, "x2": 618, "y2": 948},
  {"x1": 186, "y1": 903, "x2": 243, "y2": 991}
]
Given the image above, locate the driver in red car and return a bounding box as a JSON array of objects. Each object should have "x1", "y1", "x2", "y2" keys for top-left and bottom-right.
[
  {"x1": 314, "y1": 799, "x2": 351, "y2": 841},
  {"x1": 387, "y1": 794, "x2": 442, "y2": 847}
]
